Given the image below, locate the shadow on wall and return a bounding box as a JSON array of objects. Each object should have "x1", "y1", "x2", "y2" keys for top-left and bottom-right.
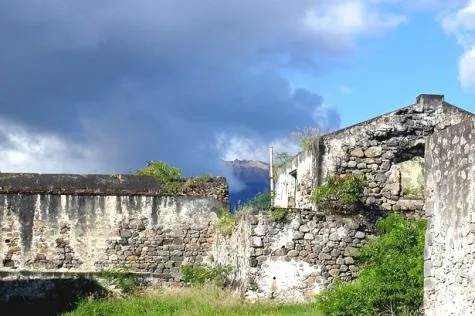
[{"x1": 0, "y1": 276, "x2": 109, "y2": 316}]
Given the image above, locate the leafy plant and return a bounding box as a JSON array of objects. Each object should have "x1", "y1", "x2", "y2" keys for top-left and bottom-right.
[
  {"x1": 270, "y1": 207, "x2": 289, "y2": 221},
  {"x1": 97, "y1": 267, "x2": 139, "y2": 294},
  {"x1": 196, "y1": 174, "x2": 212, "y2": 182},
  {"x1": 309, "y1": 174, "x2": 366, "y2": 214},
  {"x1": 316, "y1": 213, "x2": 426, "y2": 315},
  {"x1": 180, "y1": 264, "x2": 232, "y2": 287},
  {"x1": 136, "y1": 160, "x2": 182, "y2": 182},
  {"x1": 274, "y1": 152, "x2": 293, "y2": 169},
  {"x1": 136, "y1": 161, "x2": 184, "y2": 194},
  {"x1": 216, "y1": 208, "x2": 239, "y2": 237},
  {"x1": 291, "y1": 127, "x2": 319, "y2": 152},
  {"x1": 246, "y1": 191, "x2": 272, "y2": 209}
]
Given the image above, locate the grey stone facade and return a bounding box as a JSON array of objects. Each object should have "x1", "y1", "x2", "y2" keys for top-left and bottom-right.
[
  {"x1": 1, "y1": 94, "x2": 475, "y2": 308},
  {"x1": 424, "y1": 117, "x2": 475, "y2": 315},
  {"x1": 273, "y1": 94, "x2": 473, "y2": 213},
  {"x1": 0, "y1": 174, "x2": 227, "y2": 285},
  {"x1": 213, "y1": 209, "x2": 366, "y2": 301}
]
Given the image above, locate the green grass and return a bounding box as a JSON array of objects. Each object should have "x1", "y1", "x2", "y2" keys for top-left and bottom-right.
[{"x1": 64, "y1": 285, "x2": 319, "y2": 316}]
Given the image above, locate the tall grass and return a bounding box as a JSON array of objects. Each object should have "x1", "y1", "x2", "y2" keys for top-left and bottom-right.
[{"x1": 64, "y1": 285, "x2": 319, "y2": 316}]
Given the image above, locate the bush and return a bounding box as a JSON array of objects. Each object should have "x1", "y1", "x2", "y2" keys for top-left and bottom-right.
[
  {"x1": 309, "y1": 174, "x2": 366, "y2": 214},
  {"x1": 216, "y1": 208, "x2": 238, "y2": 237},
  {"x1": 270, "y1": 208, "x2": 289, "y2": 222},
  {"x1": 180, "y1": 264, "x2": 232, "y2": 287},
  {"x1": 136, "y1": 160, "x2": 182, "y2": 182},
  {"x1": 136, "y1": 161, "x2": 184, "y2": 194},
  {"x1": 291, "y1": 127, "x2": 319, "y2": 152},
  {"x1": 246, "y1": 191, "x2": 272, "y2": 209},
  {"x1": 315, "y1": 213, "x2": 426, "y2": 315}
]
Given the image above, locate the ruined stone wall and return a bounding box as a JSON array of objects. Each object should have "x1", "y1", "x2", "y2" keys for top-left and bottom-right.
[
  {"x1": 273, "y1": 150, "x2": 318, "y2": 209},
  {"x1": 213, "y1": 209, "x2": 367, "y2": 302},
  {"x1": 274, "y1": 95, "x2": 472, "y2": 213},
  {"x1": 0, "y1": 173, "x2": 227, "y2": 284},
  {"x1": 424, "y1": 118, "x2": 475, "y2": 315}
]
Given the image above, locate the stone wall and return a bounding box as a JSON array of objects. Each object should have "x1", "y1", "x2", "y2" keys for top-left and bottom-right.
[
  {"x1": 0, "y1": 173, "x2": 227, "y2": 284},
  {"x1": 273, "y1": 94, "x2": 473, "y2": 213},
  {"x1": 213, "y1": 209, "x2": 367, "y2": 301},
  {"x1": 424, "y1": 117, "x2": 475, "y2": 315}
]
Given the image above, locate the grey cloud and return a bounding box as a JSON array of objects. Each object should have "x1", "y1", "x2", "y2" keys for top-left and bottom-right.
[{"x1": 0, "y1": 0, "x2": 341, "y2": 177}]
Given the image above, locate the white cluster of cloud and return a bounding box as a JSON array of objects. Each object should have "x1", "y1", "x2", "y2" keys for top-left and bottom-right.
[
  {"x1": 441, "y1": 0, "x2": 475, "y2": 91},
  {"x1": 0, "y1": 117, "x2": 108, "y2": 174}
]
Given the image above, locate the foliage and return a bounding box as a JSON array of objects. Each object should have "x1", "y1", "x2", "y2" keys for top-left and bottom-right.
[
  {"x1": 180, "y1": 264, "x2": 232, "y2": 287},
  {"x1": 65, "y1": 285, "x2": 319, "y2": 316},
  {"x1": 274, "y1": 152, "x2": 293, "y2": 169},
  {"x1": 136, "y1": 161, "x2": 214, "y2": 194},
  {"x1": 291, "y1": 127, "x2": 319, "y2": 152},
  {"x1": 97, "y1": 267, "x2": 139, "y2": 294},
  {"x1": 136, "y1": 160, "x2": 182, "y2": 182},
  {"x1": 136, "y1": 161, "x2": 183, "y2": 194},
  {"x1": 196, "y1": 173, "x2": 212, "y2": 182},
  {"x1": 270, "y1": 207, "x2": 289, "y2": 222},
  {"x1": 246, "y1": 191, "x2": 272, "y2": 209},
  {"x1": 315, "y1": 213, "x2": 426, "y2": 315},
  {"x1": 309, "y1": 174, "x2": 366, "y2": 214},
  {"x1": 216, "y1": 208, "x2": 239, "y2": 236}
]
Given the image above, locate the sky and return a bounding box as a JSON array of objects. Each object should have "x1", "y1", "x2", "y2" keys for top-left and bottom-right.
[{"x1": 0, "y1": 0, "x2": 474, "y2": 183}]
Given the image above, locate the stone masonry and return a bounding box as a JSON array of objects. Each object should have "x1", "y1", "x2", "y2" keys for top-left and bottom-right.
[
  {"x1": 274, "y1": 94, "x2": 473, "y2": 213},
  {"x1": 424, "y1": 117, "x2": 475, "y2": 315},
  {"x1": 213, "y1": 209, "x2": 367, "y2": 301},
  {"x1": 0, "y1": 173, "x2": 227, "y2": 285}
]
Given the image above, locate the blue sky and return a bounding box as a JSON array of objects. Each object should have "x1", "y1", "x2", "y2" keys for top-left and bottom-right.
[
  {"x1": 288, "y1": 4, "x2": 474, "y2": 128},
  {"x1": 0, "y1": 1, "x2": 474, "y2": 181}
]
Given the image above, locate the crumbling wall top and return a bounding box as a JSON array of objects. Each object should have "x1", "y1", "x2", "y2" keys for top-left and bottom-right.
[{"x1": 0, "y1": 173, "x2": 228, "y2": 201}]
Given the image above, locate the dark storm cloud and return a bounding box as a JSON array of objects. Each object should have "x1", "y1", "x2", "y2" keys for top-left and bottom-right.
[{"x1": 0, "y1": 0, "x2": 341, "y2": 176}]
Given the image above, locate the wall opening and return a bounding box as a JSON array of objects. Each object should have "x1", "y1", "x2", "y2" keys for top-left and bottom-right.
[{"x1": 288, "y1": 170, "x2": 297, "y2": 208}]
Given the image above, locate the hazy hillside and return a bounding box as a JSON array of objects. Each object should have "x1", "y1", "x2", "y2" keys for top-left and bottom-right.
[{"x1": 224, "y1": 159, "x2": 269, "y2": 210}]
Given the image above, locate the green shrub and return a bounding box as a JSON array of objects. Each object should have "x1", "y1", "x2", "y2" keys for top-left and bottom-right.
[
  {"x1": 309, "y1": 174, "x2": 366, "y2": 214},
  {"x1": 291, "y1": 127, "x2": 320, "y2": 152},
  {"x1": 246, "y1": 191, "x2": 272, "y2": 209},
  {"x1": 196, "y1": 174, "x2": 212, "y2": 182},
  {"x1": 180, "y1": 264, "x2": 232, "y2": 287},
  {"x1": 274, "y1": 152, "x2": 293, "y2": 169},
  {"x1": 216, "y1": 208, "x2": 238, "y2": 237},
  {"x1": 97, "y1": 267, "x2": 139, "y2": 294},
  {"x1": 270, "y1": 208, "x2": 289, "y2": 221},
  {"x1": 136, "y1": 161, "x2": 184, "y2": 194},
  {"x1": 315, "y1": 213, "x2": 426, "y2": 315},
  {"x1": 136, "y1": 160, "x2": 182, "y2": 182}
]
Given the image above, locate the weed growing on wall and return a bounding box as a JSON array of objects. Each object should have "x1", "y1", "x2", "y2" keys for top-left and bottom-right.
[
  {"x1": 215, "y1": 207, "x2": 252, "y2": 237},
  {"x1": 136, "y1": 161, "x2": 214, "y2": 194},
  {"x1": 273, "y1": 152, "x2": 293, "y2": 169},
  {"x1": 216, "y1": 208, "x2": 238, "y2": 236},
  {"x1": 309, "y1": 174, "x2": 366, "y2": 214},
  {"x1": 291, "y1": 127, "x2": 319, "y2": 152},
  {"x1": 136, "y1": 161, "x2": 182, "y2": 182},
  {"x1": 315, "y1": 213, "x2": 426, "y2": 315},
  {"x1": 246, "y1": 191, "x2": 272, "y2": 209},
  {"x1": 270, "y1": 207, "x2": 289, "y2": 221},
  {"x1": 136, "y1": 160, "x2": 183, "y2": 194},
  {"x1": 180, "y1": 264, "x2": 232, "y2": 287}
]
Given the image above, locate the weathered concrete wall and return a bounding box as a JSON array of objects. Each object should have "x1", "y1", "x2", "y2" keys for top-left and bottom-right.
[
  {"x1": 274, "y1": 149, "x2": 318, "y2": 209},
  {"x1": 213, "y1": 209, "x2": 367, "y2": 302},
  {"x1": 0, "y1": 173, "x2": 227, "y2": 284},
  {"x1": 274, "y1": 94, "x2": 473, "y2": 213},
  {"x1": 212, "y1": 212, "x2": 253, "y2": 294},
  {"x1": 424, "y1": 117, "x2": 475, "y2": 315}
]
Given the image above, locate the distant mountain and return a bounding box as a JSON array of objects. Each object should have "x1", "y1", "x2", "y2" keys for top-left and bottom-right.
[{"x1": 224, "y1": 159, "x2": 270, "y2": 210}]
